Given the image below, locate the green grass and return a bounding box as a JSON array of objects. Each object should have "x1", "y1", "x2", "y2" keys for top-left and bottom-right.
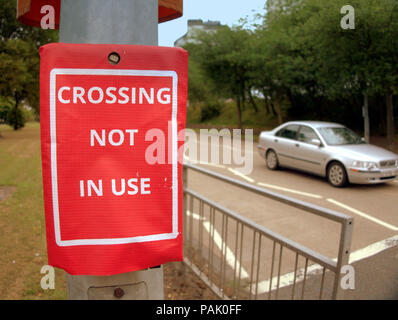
[{"x1": 0, "y1": 122, "x2": 66, "y2": 299}]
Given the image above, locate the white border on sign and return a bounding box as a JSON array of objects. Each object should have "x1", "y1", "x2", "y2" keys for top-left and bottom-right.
[{"x1": 49, "y1": 68, "x2": 179, "y2": 246}]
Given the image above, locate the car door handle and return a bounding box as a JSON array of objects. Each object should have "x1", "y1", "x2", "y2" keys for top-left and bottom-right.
[
  {"x1": 274, "y1": 139, "x2": 278, "y2": 143},
  {"x1": 295, "y1": 143, "x2": 300, "y2": 147}
]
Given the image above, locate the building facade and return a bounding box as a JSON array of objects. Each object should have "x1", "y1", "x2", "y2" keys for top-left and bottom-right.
[{"x1": 174, "y1": 19, "x2": 222, "y2": 47}]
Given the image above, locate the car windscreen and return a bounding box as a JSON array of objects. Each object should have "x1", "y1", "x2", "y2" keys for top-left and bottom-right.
[{"x1": 317, "y1": 127, "x2": 364, "y2": 146}]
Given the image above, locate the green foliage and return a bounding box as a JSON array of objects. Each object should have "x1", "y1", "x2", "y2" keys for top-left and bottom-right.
[
  {"x1": 0, "y1": 98, "x2": 32, "y2": 130},
  {"x1": 0, "y1": 0, "x2": 58, "y2": 130},
  {"x1": 185, "y1": 26, "x2": 256, "y2": 128},
  {"x1": 291, "y1": 0, "x2": 398, "y2": 97},
  {"x1": 200, "y1": 101, "x2": 222, "y2": 122},
  {"x1": 185, "y1": 0, "x2": 397, "y2": 138},
  {"x1": 6, "y1": 104, "x2": 26, "y2": 130},
  {"x1": 183, "y1": 50, "x2": 218, "y2": 104},
  {"x1": 0, "y1": 97, "x2": 10, "y2": 123},
  {"x1": 191, "y1": 26, "x2": 254, "y2": 98}
]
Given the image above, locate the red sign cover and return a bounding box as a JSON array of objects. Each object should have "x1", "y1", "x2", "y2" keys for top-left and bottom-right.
[
  {"x1": 17, "y1": 0, "x2": 182, "y2": 28},
  {"x1": 40, "y1": 43, "x2": 187, "y2": 275}
]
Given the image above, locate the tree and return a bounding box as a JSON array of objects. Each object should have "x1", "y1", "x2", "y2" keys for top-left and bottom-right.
[
  {"x1": 302, "y1": 0, "x2": 398, "y2": 149},
  {"x1": 183, "y1": 0, "x2": 397, "y2": 141},
  {"x1": 0, "y1": 39, "x2": 37, "y2": 129},
  {"x1": 0, "y1": 0, "x2": 58, "y2": 130},
  {"x1": 182, "y1": 42, "x2": 223, "y2": 122},
  {"x1": 248, "y1": 0, "x2": 338, "y2": 125},
  {"x1": 256, "y1": 0, "x2": 397, "y2": 146},
  {"x1": 188, "y1": 26, "x2": 255, "y2": 129}
]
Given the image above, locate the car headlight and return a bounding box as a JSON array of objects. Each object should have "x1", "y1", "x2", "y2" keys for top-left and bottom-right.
[{"x1": 352, "y1": 160, "x2": 379, "y2": 171}]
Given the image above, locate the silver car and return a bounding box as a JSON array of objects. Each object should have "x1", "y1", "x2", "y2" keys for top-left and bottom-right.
[{"x1": 258, "y1": 121, "x2": 398, "y2": 187}]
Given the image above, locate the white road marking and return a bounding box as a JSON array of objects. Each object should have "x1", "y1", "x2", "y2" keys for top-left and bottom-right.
[
  {"x1": 227, "y1": 168, "x2": 255, "y2": 183},
  {"x1": 348, "y1": 234, "x2": 398, "y2": 263},
  {"x1": 183, "y1": 154, "x2": 226, "y2": 169},
  {"x1": 186, "y1": 210, "x2": 249, "y2": 279},
  {"x1": 257, "y1": 182, "x2": 323, "y2": 199},
  {"x1": 202, "y1": 221, "x2": 250, "y2": 279},
  {"x1": 208, "y1": 141, "x2": 255, "y2": 155},
  {"x1": 253, "y1": 263, "x2": 324, "y2": 295},
  {"x1": 200, "y1": 162, "x2": 226, "y2": 169},
  {"x1": 327, "y1": 198, "x2": 398, "y2": 231},
  {"x1": 186, "y1": 211, "x2": 202, "y2": 221},
  {"x1": 252, "y1": 234, "x2": 398, "y2": 295},
  {"x1": 183, "y1": 154, "x2": 192, "y2": 163}
]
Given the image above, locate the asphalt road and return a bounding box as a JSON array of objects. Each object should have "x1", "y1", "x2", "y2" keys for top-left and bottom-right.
[{"x1": 183, "y1": 133, "x2": 398, "y2": 299}]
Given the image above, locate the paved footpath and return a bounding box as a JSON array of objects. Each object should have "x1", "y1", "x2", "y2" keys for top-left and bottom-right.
[
  {"x1": 339, "y1": 245, "x2": 398, "y2": 300},
  {"x1": 262, "y1": 244, "x2": 398, "y2": 300}
]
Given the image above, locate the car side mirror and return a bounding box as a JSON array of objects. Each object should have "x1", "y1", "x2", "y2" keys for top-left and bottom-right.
[{"x1": 311, "y1": 138, "x2": 322, "y2": 147}]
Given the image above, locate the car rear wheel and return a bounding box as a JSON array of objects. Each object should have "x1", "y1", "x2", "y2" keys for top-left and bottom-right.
[
  {"x1": 327, "y1": 162, "x2": 347, "y2": 188},
  {"x1": 266, "y1": 149, "x2": 279, "y2": 170}
]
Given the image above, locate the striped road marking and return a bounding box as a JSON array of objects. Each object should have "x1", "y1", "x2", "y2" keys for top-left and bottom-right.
[
  {"x1": 227, "y1": 168, "x2": 255, "y2": 183},
  {"x1": 185, "y1": 159, "x2": 397, "y2": 232},
  {"x1": 327, "y1": 198, "x2": 398, "y2": 232},
  {"x1": 183, "y1": 155, "x2": 226, "y2": 169},
  {"x1": 186, "y1": 210, "x2": 249, "y2": 279},
  {"x1": 252, "y1": 234, "x2": 398, "y2": 295},
  {"x1": 257, "y1": 182, "x2": 323, "y2": 199}
]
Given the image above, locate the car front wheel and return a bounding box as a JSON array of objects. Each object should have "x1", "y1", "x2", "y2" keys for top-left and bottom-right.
[
  {"x1": 266, "y1": 149, "x2": 279, "y2": 170},
  {"x1": 327, "y1": 162, "x2": 348, "y2": 188}
]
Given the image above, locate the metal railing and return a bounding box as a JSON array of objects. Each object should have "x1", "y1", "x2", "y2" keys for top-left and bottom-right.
[{"x1": 182, "y1": 163, "x2": 353, "y2": 300}]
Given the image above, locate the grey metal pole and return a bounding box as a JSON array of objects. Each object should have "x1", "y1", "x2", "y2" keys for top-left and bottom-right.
[
  {"x1": 59, "y1": 0, "x2": 158, "y2": 45},
  {"x1": 59, "y1": 0, "x2": 164, "y2": 300}
]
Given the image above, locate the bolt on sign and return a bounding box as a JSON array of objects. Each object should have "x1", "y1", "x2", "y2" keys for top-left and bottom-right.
[
  {"x1": 40, "y1": 43, "x2": 188, "y2": 275},
  {"x1": 17, "y1": 0, "x2": 182, "y2": 27}
]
